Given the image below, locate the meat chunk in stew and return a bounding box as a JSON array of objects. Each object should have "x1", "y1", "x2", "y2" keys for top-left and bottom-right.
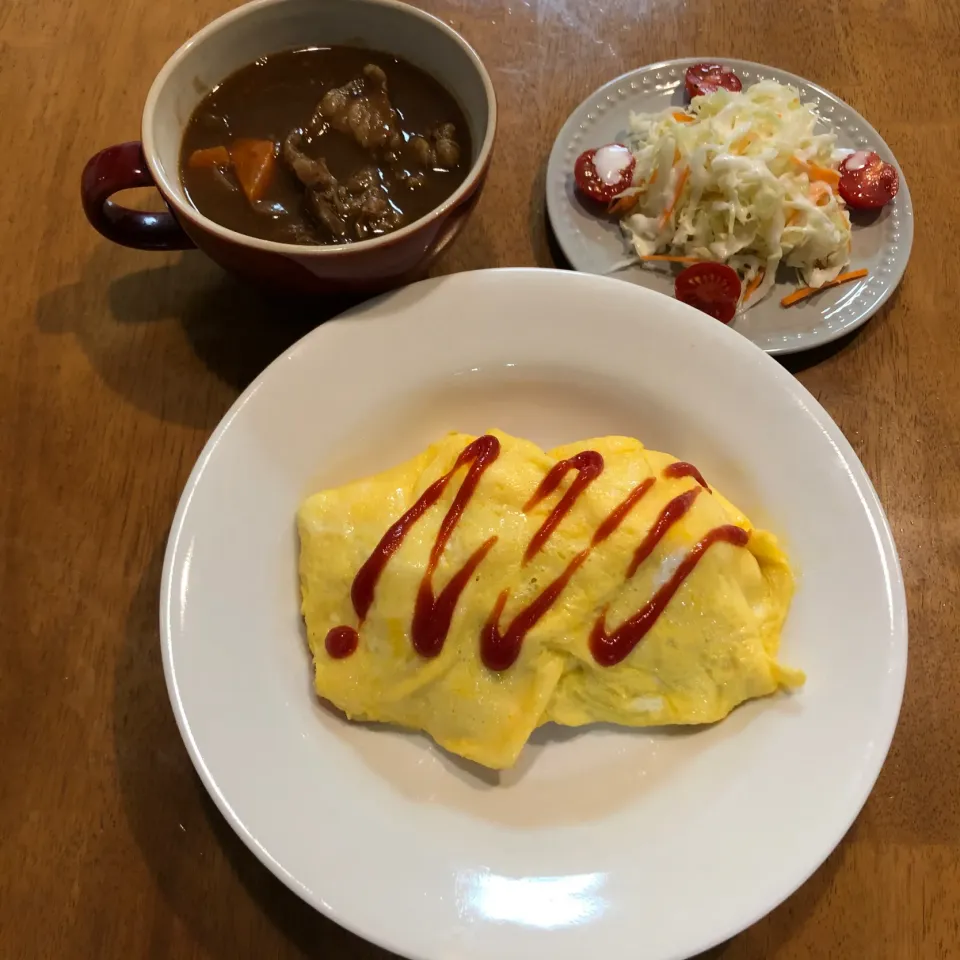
[
  {"x1": 312, "y1": 64, "x2": 400, "y2": 151},
  {"x1": 285, "y1": 129, "x2": 402, "y2": 242},
  {"x1": 407, "y1": 123, "x2": 461, "y2": 171}
]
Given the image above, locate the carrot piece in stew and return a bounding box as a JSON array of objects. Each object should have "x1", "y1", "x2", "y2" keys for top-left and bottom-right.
[
  {"x1": 230, "y1": 139, "x2": 277, "y2": 203},
  {"x1": 187, "y1": 146, "x2": 231, "y2": 169}
]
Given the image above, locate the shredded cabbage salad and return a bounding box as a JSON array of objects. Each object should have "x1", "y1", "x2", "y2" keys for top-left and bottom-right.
[{"x1": 613, "y1": 79, "x2": 853, "y2": 308}]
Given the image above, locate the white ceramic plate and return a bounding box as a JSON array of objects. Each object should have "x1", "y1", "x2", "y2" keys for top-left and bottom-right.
[
  {"x1": 162, "y1": 269, "x2": 906, "y2": 960},
  {"x1": 545, "y1": 58, "x2": 914, "y2": 355}
]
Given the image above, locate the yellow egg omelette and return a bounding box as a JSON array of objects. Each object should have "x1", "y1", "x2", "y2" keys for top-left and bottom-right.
[{"x1": 297, "y1": 430, "x2": 803, "y2": 769}]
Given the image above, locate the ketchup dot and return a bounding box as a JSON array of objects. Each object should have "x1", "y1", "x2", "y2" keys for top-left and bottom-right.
[{"x1": 325, "y1": 625, "x2": 358, "y2": 659}]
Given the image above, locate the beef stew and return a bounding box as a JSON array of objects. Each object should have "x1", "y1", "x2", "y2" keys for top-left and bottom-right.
[{"x1": 180, "y1": 47, "x2": 472, "y2": 246}]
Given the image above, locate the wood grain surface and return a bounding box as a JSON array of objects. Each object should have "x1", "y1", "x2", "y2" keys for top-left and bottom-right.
[{"x1": 1, "y1": 0, "x2": 957, "y2": 956}]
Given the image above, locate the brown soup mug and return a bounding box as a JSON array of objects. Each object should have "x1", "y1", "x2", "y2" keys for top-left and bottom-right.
[{"x1": 81, "y1": 0, "x2": 496, "y2": 293}]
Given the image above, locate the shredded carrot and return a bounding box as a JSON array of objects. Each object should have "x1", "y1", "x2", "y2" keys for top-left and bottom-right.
[
  {"x1": 672, "y1": 112, "x2": 695, "y2": 124},
  {"x1": 808, "y1": 181, "x2": 833, "y2": 206},
  {"x1": 673, "y1": 146, "x2": 682, "y2": 165},
  {"x1": 809, "y1": 162, "x2": 841, "y2": 188},
  {"x1": 731, "y1": 133, "x2": 757, "y2": 155},
  {"x1": 658, "y1": 166, "x2": 689, "y2": 228},
  {"x1": 649, "y1": 168, "x2": 659, "y2": 186},
  {"x1": 230, "y1": 138, "x2": 277, "y2": 203},
  {"x1": 785, "y1": 209, "x2": 800, "y2": 228},
  {"x1": 608, "y1": 193, "x2": 641, "y2": 215},
  {"x1": 743, "y1": 268, "x2": 766, "y2": 303},
  {"x1": 791, "y1": 156, "x2": 841, "y2": 188},
  {"x1": 641, "y1": 254, "x2": 702, "y2": 264},
  {"x1": 187, "y1": 146, "x2": 231, "y2": 169},
  {"x1": 780, "y1": 269, "x2": 868, "y2": 307}
]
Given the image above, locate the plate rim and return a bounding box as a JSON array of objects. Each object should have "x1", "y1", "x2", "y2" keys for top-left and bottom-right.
[
  {"x1": 545, "y1": 57, "x2": 915, "y2": 356},
  {"x1": 160, "y1": 268, "x2": 908, "y2": 960}
]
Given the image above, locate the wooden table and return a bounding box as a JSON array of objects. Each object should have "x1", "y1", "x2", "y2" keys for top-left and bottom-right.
[{"x1": 2, "y1": 0, "x2": 957, "y2": 955}]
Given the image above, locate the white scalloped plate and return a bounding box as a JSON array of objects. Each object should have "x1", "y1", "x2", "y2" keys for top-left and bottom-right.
[{"x1": 545, "y1": 58, "x2": 914, "y2": 355}]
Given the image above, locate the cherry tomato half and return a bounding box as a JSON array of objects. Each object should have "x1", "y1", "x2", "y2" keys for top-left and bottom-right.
[
  {"x1": 675, "y1": 262, "x2": 741, "y2": 323},
  {"x1": 574, "y1": 144, "x2": 636, "y2": 204},
  {"x1": 837, "y1": 151, "x2": 899, "y2": 210},
  {"x1": 684, "y1": 63, "x2": 742, "y2": 99}
]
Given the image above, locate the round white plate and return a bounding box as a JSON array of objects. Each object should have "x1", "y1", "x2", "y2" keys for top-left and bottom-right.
[
  {"x1": 162, "y1": 269, "x2": 907, "y2": 960},
  {"x1": 545, "y1": 58, "x2": 914, "y2": 355}
]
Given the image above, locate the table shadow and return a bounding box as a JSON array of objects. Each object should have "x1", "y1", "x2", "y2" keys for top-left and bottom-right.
[
  {"x1": 35, "y1": 245, "x2": 365, "y2": 430},
  {"x1": 776, "y1": 287, "x2": 900, "y2": 375},
  {"x1": 114, "y1": 545, "x2": 401, "y2": 958},
  {"x1": 531, "y1": 157, "x2": 572, "y2": 271}
]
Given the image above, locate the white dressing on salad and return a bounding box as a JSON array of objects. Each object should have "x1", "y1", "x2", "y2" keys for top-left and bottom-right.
[
  {"x1": 842, "y1": 150, "x2": 872, "y2": 171},
  {"x1": 594, "y1": 144, "x2": 633, "y2": 184},
  {"x1": 614, "y1": 79, "x2": 853, "y2": 305}
]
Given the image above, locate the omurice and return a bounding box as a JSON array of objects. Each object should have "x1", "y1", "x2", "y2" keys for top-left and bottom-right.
[{"x1": 297, "y1": 430, "x2": 802, "y2": 770}]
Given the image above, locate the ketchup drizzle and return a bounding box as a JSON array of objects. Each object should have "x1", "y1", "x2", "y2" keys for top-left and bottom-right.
[
  {"x1": 627, "y1": 487, "x2": 701, "y2": 579},
  {"x1": 325, "y1": 625, "x2": 359, "y2": 659},
  {"x1": 482, "y1": 552, "x2": 589, "y2": 672},
  {"x1": 481, "y1": 477, "x2": 656, "y2": 671},
  {"x1": 590, "y1": 525, "x2": 750, "y2": 666},
  {"x1": 663, "y1": 461, "x2": 710, "y2": 490},
  {"x1": 522, "y1": 451, "x2": 603, "y2": 563},
  {"x1": 592, "y1": 477, "x2": 656, "y2": 546},
  {"x1": 322, "y1": 436, "x2": 749, "y2": 672},
  {"x1": 325, "y1": 435, "x2": 501, "y2": 657}
]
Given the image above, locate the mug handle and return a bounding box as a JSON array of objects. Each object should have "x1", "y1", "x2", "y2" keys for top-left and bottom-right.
[{"x1": 80, "y1": 141, "x2": 195, "y2": 251}]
